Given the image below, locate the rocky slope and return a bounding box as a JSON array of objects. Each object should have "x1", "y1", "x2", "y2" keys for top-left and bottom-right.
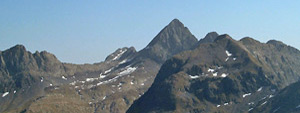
[
  {"x1": 127, "y1": 34, "x2": 300, "y2": 113},
  {"x1": 0, "y1": 19, "x2": 211, "y2": 113},
  {"x1": 0, "y1": 45, "x2": 101, "y2": 113},
  {"x1": 250, "y1": 79, "x2": 300, "y2": 113},
  {"x1": 2, "y1": 18, "x2": 297, "y2": 113}
]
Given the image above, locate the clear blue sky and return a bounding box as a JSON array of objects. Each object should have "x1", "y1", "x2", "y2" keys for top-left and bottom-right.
[{"x1": 1, "y1": 1, "x2": 299, "y2": 64}]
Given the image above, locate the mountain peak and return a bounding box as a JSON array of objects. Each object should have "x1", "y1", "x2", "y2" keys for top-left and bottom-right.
[
  {"x1": 199, "y1": 32, "x2": 219, "y2": 43},
  {"x1": 206, "y1": 31, "x2": 219, "y2": 37},
  {"x1": 214, "y1": 34, "x2": 233, "y2": 42},
  {"x1": 167, "y1": 18, "x2": 184, "y2": 28},
  {"x1": 3, "y1": 44, "x2": 28, "y2": 56},
  {"x1": 139, "y1": 19, "x2": 198, "y2": 63},
  {"x1": 147, "y1": 19, "x2": 196, "y2": 47},
  {"x1": 267, "y1": 40, "x2": 286, "y2": 46},
  {"x1": 9, "y1": 44, "x2": 26, "y2": 52}
]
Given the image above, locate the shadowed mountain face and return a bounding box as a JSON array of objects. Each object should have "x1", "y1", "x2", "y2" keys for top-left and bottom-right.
[
  {"x1": 127, "y1": 35, "x2": 300, "y2": 113},
  {"x1": 250, "y1": 80, "x2": 300, "y2": 113},
  {"x1": 0, "y1": 19, "x2": 202, "y2": 113}
]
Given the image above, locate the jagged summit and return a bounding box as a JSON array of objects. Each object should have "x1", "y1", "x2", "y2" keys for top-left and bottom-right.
[
  {"x1": 147, "y1": 19, "x2": 195, "y2": 47},
  {"x1": 194, "y1": 32, "x2": 219, "y2": 48},
  {"x1": 212, "y1": 34, "x2": 238, "y2": 47},
  {"x1": 11, "y1": 44, "x2": 26, "y2": 50},
  {"x1": 267, "y1": 40, "x2": 286, "y2": 46},
  {"x1": 240, "y1": 37, "x2": 258, "y2": 42},
  {"x1": 200, "y1": 31, "x2": 219, "y2": 43},
  {"x1": 5, "y1": 44, "x2": 27, "y2": 53},
  {"x1": 139, "y1": 19, "x2": 198, "y2": 63},
  {"x1": 215, "y1": 34, "x2": 233, "y2": 41}
]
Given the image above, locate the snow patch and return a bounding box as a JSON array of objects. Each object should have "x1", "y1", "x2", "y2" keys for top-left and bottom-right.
[
  {"x1": 104, "y1": 68, "x2": 113, "y2": 74},
  {"x1": 14, "y1": 90, "x2": 16, "y2": 94},
  {"x1": 217, "y1": 66, "x2": 223, "y2": 69},
  {"x1": 260, "y1": 96, "x2": 267, "y2": 101},
  {"x1": 62, "y1": 76, "x2": 67, "y2": 80},
  {"x1": 213, "y1": 72, "x2": 218, "y2": 77},
  {"x1": 224, "y1": 103, "x2": 229, "y2": 105},
  {"x1": 248, "y1": 108, "x2": 253, "y2": 111},
  {"x1": 112, "y1": 49, "x2": 127, "y2": 61},
  {"x1": 217, "y1": 105, "x2": 221, "y2": 107},
  {"x1": 220, "y1": 73, "x2": 228, "y2": 78},
  {"x1": 233, "y1": 58, "x2": 237, "y2": 61},
  {"x1": 208, "y1": 68, "x2": 215, "y2": 72},
  {"x1": 86, "y1": 78, "x2": 98, "y2": 82},
  {"x1": 225, "y1": 57, "x2": 229, "y2": 62},
  {"x1": 189, "y1": 75, "x2": 200, "y2": 79},
  {"x1": 296, "y1": 105, "x2": 300, "y2": 109},
  {"x1": 97, "y1": 66, "x2": 137, "y2": 86},
  {"x1": 261, "y1": 101, "x2": 267, "y2": 106},
  {"x1": 50, "y1": 84, "x2": 53, "y2": 86},
  {"x1": 118, "y1": 67, "x2": 137, "y2": 76},
  {"x1": 225, "y1": 50, "x2": 232, "y2": 62},
  {"x1": 141, "y1": 83, "x2": 145, "y2": 86},
  {"x1": 118, "y1": 83, "x2": 122, "y2": 87},
  {"x1": 269, "y1": 94, "x2": 274, "y2": 98},
  {"x1": 248, "y1": 102, "x2": 254, "y2": 105},
  {"x1": 225, "y1": 50, "x2": 232, "y2": 57},
  {"x1": 70, "y1": 81, "x2": 77, "y2": 85},
  {"x1": 41, "y1": 77, "x2": 44, "y2": 82},
  {"x1": 2, "y1": 92, "x2": 9, "y2": 97},
  {"x1": 130, "y1": 81, "x2": 134, "y2": 85},
  {"x1": 99, "y1": 73, "x2": 106, "y2": 79},
  {"x1": 103, "y1": 96, "x2": 106, "y2": 100},
  {"x1": 119, "y1": 59, "x2": 128, "y2": 65},
  {"x1": 243, "y1": 93, "x2": 251, "y2": 98},
  {"x1": 257, "y1": 87, "x2": 263, "y2": 92}
]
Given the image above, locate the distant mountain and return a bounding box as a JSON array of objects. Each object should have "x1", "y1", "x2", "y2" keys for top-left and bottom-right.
[
  {"x1": 127, "y1": 34, "x2": 300, "y2": 113},
  {"x1": 2, "y1": 19, "x2": 299, "y2": 113},
  {"x1": 0, "y1": 19, "x2": 203, "y2": 113}
]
